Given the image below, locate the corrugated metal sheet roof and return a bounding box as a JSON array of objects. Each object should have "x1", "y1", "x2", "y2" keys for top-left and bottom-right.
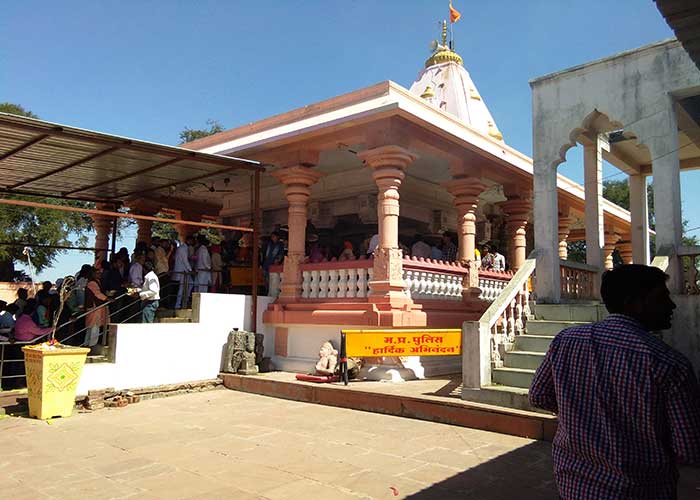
[
  {"x1": 656, "y1": 0, "x2": 700, "y2": 70},
  {"x1": 0, "y1": 113, "x2": 263, "y2": 202}
]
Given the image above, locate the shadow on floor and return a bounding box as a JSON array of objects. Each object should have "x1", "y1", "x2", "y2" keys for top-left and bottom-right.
[
  {"x1": 404, "y1": 441, "x2": 700, "y2": 500},
  {"x1": 423, "y1": 376, "x2": 462, "y2": 399},
  {"x1": 405, "y1": 441, "x2": 557, "y2": 499}
]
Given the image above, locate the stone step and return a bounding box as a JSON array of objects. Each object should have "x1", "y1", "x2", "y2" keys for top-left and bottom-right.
[
  {"x1": 504, "y1": 350, "x2": 546, "y2": 370},
  {"x1": 157, "y1": 317, "x2": 192, "y2": 324},
  {"x1": 533, "y1": 303, "x2": 606, "y2": 322},
  {"x1": 514, "y1": 334, "x2": 555, "y2": 352},
  {"x1": 461, "y1": 385, "x2": 552, "y2": 414},
  {"x1": 156, "y1": 308, "x2": 192, "y2": 319},
  {"x1": 492, "y1": 367, "x2": 535, "y2": 389},
  {"x1": 526, "y1": 319, "x2": 587, "y2": 336}
]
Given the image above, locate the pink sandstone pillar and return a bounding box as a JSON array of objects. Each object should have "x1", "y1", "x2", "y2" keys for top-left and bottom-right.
[
  {"x1": 272, "y1": 165, "x2": 325, "y2": 300},
  {"x1": 136, "y1": 219, "x2": 154, "y2": 246},
  {"x1": 444, "y1": 177, "x2": 487, "y2": 291},
  {"x1": 604, "y1": 231, "x2": 621, "y2": 270},
  {"x1": 616, "y1": 239, "x2": 633, "y2": 265},
  {"x1": 92, "y1": 214, "x2": 112, "y2": 264},
  {"x1": 499, "y1": 198, "x2": 531, "y2": 271},
  {"x1": 615, "y1": 241, "x2": 634, "y2": 264},
  {"x1": 558, "y1": 214, "x2": 575, "y2": 260},
  {"x1": 358, "y1": 146, "x2": 415, "y2": 300}
]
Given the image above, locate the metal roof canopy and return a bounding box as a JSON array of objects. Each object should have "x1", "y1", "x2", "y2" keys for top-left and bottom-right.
[{"x1": 0, "y1": 112, "x2": 264, "y2": 203}]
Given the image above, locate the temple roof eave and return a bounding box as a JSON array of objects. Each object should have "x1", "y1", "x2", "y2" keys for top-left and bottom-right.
[{"x1": 182, "y1": 80, "x2": 632, "y2": 228}]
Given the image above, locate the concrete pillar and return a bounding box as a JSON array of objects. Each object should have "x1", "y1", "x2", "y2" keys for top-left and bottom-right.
[
  {"x1": 358, "y1": 145, "x2": 416, "y2": 300},
  {"x1": 629, "y1": 174, "x2": 649, "y2": 265},
  {"x1": 583, "y1": 135, "x2": 605, "y2": 276},
  {"x1": 533, "y1": 162, "x2": 560, "y2": 302},
  {"x1": 616, "y1": 240, "x2": 633, "y2": 264},
  {"x1": 271, "y1": 165, "x2": 325, "y2": 299},
  {"x1": 650, "y1": 97, "x2": 682, "y2": 292},
  {"x1": 558, "y1": 213, "x2": 575, "y2": 260},
  {"x1": 603, "y1": 231, "x2": 620, "y2": 270},
  {"x1": 498, "y1": 198, "x2": 531, "y2": 271}
]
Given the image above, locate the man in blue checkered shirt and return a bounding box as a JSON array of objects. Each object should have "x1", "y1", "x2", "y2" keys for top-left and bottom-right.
[{"x1": 530, "y1": 265, "x2": 700, "y2": 499}]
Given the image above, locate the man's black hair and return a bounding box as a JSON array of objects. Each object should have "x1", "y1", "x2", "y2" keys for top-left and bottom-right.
[
  {"x1": 600, "y1": 264, "x2": 669, "y2": 313},
  {"x1": 144, "y1": 261, "x2": 155, "y2": 273}
]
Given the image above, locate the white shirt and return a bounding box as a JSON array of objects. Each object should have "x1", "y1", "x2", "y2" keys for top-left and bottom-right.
[
  {"x1": 172, "y1": 244, "x2": 192, "y2": 274},
  {"x1": 493, "y1": 252, "x2": 506, "y2": 271},
  {"x1": 195, "y1": 245, "x2": 211, "y2": 272},
  {"x1": 411, "y1": 241, "x2": 432, "y2": 258},
  {"x1": 129, "y1": 262, "x2": 144, "y2": 287},
  {"x1": 139, "y1": 271, "x2": 160, "y2": 301}
]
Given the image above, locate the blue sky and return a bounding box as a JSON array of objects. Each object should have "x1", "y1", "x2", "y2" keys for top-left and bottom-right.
[{"x1": 2, "y1": 0, "x2": 698, "y2": 280}]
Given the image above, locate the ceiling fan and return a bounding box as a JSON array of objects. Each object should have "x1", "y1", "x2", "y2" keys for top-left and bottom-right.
[{"x1": 195, "y1": 177, "x2": 237, "y2": 193}]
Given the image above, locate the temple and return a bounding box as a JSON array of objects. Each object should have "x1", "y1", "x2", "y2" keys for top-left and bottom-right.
[{"x1": 175, "y1": 22, "x2": 634, "y2": 377}]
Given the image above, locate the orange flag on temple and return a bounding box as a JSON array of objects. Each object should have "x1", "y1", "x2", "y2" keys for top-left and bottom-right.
[{"x1": 449, "y1": 1, "x2": 461, "y2": 23}]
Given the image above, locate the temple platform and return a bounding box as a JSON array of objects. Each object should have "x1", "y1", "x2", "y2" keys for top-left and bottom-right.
[{"x1": 219, "y1": 371, "x2": 557, "y2": 441}]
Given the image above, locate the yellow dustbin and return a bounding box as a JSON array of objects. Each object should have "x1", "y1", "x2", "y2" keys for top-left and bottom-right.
[{"x1": 22, "y1": 344, "x2": 90, "y2": 420}]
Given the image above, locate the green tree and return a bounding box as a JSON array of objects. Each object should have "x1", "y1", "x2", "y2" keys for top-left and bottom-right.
[
  {"x1": 568, "y1": 179, "x2": 698, "y2": 265},
  {"x1": 602, "y1": 179, "x2": 697, "y2": 246},
  {"x1": 0, "y1": 102, "x2": 38, "y2": 118},
  {"x1": 0, "y1": 104, "x2": 95, "y2": 280},
  {"x1": 178, "y1": 119, "x2": 224, "y2": 144},
  {"x1": 0, "y1": 194, "x2": 94, "y2": 280}
]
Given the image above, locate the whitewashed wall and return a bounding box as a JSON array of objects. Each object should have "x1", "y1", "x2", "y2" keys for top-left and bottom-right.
[
  {"x1": 661, "y1": 295, "x2": 700, "y2": 379},
  {"x1": 77, "y1": 293, "x2": 275, "y2": 394}
]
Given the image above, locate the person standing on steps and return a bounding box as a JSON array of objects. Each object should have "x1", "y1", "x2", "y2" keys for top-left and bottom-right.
[
  {"x1": 530, "y1": 264, "x2": 700, "y2": 500},
  {"x1": 172, "y1": 238, "x2": 193, "y2": 309},
  {"x1": 137, "y1": 261, "x2": 160, "y2": 323}
]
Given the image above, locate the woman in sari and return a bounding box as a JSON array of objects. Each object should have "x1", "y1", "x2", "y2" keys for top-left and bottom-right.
[{"x1": 84, "y1": 267, "x2": 110, "y2": 348}]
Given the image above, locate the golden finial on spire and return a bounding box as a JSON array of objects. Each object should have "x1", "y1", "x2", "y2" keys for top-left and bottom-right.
[{"x1": 425, "y1": 20, "x2": 463, "y2": 68}]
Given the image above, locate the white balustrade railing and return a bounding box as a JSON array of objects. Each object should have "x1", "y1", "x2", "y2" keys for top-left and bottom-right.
[
  {"x1": 679, "y1": 246, "x2": 700, "y2": 294},
  {"x1": 268, "y1": 269, "x2": 282, "y2": 297},
  {"x1": 402, "y1": 256, "x2": 468, "y2": 301},
  {"x1": 478, "y1": 270, "x2": 513, "y2": 302},
  {"x1": 301, "y1": 259, "x2": 373, "y2": 299},
  {"x1": 462, "y1": 253, "x2": 536, "y2": 389}
]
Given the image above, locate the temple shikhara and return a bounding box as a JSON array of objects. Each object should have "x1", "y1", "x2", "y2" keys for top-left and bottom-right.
[{"x1": 1, "y1": 9, "x2": 698, "y2": 417}]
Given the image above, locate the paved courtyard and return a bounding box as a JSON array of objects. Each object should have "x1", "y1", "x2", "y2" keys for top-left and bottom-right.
[{"x1": 0, "y1": 389, "x2": 697, "y2": 500}]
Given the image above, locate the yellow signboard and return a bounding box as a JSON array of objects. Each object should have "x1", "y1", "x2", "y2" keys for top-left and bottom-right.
[{"x1": 342, "y1": 329, "x2": 461, "y2": 357}]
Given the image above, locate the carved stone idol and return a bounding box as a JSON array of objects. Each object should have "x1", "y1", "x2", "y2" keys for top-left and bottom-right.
[
  {"x1": 315, "y1": 341, "x2": 338, "y2": 376},
  {"x1": 238, "y1": 329, "x2": 259, "y2": 375},
  {"x1": 222, "y1": 328, "x2": 259, "y2": 375}
]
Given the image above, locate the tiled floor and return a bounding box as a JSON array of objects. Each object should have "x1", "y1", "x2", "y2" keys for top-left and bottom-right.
[{"x1": 0, "y1": 389, "x2": 697, "y2": 499}]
